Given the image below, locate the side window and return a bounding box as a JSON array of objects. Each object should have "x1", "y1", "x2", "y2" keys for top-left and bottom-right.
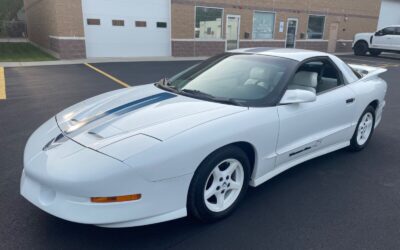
[
  {"x1": 396, "y1": 27, "x2": 400, "y2": 35},
  {"x1": 318, "y1": 60, "x2": 343, "y2": 93},
  {"x1": 288, "y1": 59, "x2": 343, "y2": 94},
  {"x1": 382, "y1": 27, "x2": 396, "y2": 35}
]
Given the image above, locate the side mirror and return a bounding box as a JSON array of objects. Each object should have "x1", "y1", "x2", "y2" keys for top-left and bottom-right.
[
  {"x1": 375, "y1": 30, "x2": 384, "y2": 36},
  {"x1": 280, "y1": 89, "x2": 316, "y2": 105}
]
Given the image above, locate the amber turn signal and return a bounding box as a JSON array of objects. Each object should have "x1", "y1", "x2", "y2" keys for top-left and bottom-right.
[{"x1": 91, "y1": 194, "x2": 142, "y2": 203}]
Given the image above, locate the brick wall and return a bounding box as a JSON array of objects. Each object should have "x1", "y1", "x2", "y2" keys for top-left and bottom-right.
[
  {"x1": 336, "y1": 41, "x2": 353, "y2": 53},
  {"x1": 171, "y1": 0, "x2": 381, "y2": 56},
  {"x1": 240, "y1": 40, "x2": 285, "y2": 49},
  {"x1": 24, "y1": 0, "x2": 86, "y2": 59},
  {"x1": 172, "y1": 40, "x2": 225, "y2": 57},
  {"x1": 296, "y1": 41, "x2": 329, "y2": 51},
  {"x1": 49, "y1": 37, "x2": 86, "y2": 59}
]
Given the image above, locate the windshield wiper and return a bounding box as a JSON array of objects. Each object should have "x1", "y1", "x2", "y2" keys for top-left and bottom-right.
[
  {"x1": 180, "y1": 88, "x2": 214, "y2": 98},
  {"x1": 180, "y1": 89, "x2": 243, "y2": 106},
  {"x1": 156, "y1": 77, "x2": 177, "y2": 92}
]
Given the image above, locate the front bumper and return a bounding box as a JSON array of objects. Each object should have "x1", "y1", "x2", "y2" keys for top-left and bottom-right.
[
  {"x1": 21, "y1": 117, "x2": 191, "y2": 227},
  {"x1": 21, "y1": 170, "x2": 189, "y2": 227}
]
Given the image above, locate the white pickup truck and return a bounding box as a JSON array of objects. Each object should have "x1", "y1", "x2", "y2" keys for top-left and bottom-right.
[{"x1": 353, "y1": 25, "x2": 400, "y2": 56}]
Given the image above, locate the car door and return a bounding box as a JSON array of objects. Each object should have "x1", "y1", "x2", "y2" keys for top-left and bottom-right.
[
  {"x1": 372, "y1": 27, "x2": 396, "y2": 50},
  {"x1": 275, "y1": 57, "x2": 356, "y2": 167},
  {"x1": 394, "y1": 27, "x2": 400, "y2": 50}
]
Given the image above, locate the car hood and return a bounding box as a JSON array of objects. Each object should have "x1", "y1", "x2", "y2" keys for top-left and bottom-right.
[{"x1": 56, "y1": 84, "x2": 247, "y2": 150}]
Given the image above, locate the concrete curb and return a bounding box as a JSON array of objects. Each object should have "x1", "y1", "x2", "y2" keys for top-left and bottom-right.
[
  {"x1": 0, "y1": 38, "x2": 28, "y2": 43},
  {"x1": 0, "y1": 56, "x2": 208, "y2": 67}
]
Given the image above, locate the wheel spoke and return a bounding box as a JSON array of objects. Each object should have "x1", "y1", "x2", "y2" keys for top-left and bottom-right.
[
  {"x1": 215, "y1": 192, "x2": 225, "y2": 209},
  {"x1": 212, "y1": 167, "x2": 223, "y2": 180},
  {"x1": 229, "y1": 181, "x2": 241, "y2": 190},
  {"x1": 205, "y1": 185, "x2": 217, "y2": 199},
  {"x1": 225, "y1": 161, "x2": 238, "y2": 176}
]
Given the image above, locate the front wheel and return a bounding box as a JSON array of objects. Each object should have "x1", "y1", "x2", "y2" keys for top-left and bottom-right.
[
  {"x1": 187, "y1": 146, "x2": 250, "y2": 222},
  {"x1": 354, "y1": 41, "x2": 368, "y2": 56},
  {"x1": 349, "y1": 106, "x2": 375, "y2": 151}
]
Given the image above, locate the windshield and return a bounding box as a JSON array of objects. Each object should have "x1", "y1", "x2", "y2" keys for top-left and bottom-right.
[{"x1": 159, "y1": 53, "x2": 297, "y2": 107}]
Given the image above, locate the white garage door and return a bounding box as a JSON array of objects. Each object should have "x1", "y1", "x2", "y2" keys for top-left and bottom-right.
[
  {"x1": 82, "y1": 0, "x2": 171, "y2": 58},
  {"x1": 378, "y1": 0, "x2": 400, "y2": 29}
]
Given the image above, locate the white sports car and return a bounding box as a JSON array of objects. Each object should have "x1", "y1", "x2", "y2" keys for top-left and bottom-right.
[{"x1": 21, "y1": 48, "x2": 387, "y2": 228}]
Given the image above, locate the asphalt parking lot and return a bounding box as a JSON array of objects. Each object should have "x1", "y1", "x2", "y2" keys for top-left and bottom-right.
[{"x1": 1, "y1": 54, "x2": 400, "y2": 249}]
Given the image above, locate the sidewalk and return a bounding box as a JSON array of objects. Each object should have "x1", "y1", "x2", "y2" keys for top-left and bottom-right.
[
  {"x1": 0, "y1": 56, "x2": 209, "y2": 67},
  {"x1": 0, "y1": 38, "x2": 28, "y2": 43}
]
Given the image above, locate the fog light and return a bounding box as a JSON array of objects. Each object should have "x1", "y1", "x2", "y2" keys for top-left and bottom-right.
[{"x1": 91, "y1": 194, "x2": 142, "y2": 203}]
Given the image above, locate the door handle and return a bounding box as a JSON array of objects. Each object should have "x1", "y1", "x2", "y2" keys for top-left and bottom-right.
[{"x1": 346, "y1": 98, "x2": 355, "y2": 104}]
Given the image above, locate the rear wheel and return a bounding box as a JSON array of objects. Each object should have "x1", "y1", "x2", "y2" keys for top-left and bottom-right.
[
  {"x1": 370, "y1": 49, "x2": 381, "y2": 56},
  {"x1": 354, "y1": 41, "x2": 368, "y2": 56},
  {"x1": 349, "y1": 106, "x2": 375, "y2": 151},
  {"x1": 187, "y1": 146, "x2": 250, "y2": 222}
]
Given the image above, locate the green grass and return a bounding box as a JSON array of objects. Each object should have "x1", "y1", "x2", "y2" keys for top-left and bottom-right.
[{"x1": 0, "y1": 43, "x2": 56, "y2": 62}]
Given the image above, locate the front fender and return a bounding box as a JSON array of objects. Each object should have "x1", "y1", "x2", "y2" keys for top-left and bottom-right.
[{"x1": 123, "y1": 107, "x2": 280, "y2": 182}]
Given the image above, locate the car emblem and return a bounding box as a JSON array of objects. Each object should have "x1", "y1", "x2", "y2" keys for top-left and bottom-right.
[{"x1": 43, "y1": 133, "x2": 68, "y2": 151}]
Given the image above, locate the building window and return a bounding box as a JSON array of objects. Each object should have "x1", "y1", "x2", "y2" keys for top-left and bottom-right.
[
  {"x1": 195, "y1": 6, "x2": 223, "y2": 39},
  {"x1": 87, "y1": 19, "x2": 100, "y2": 25},
  {"x1": 135, "y1": 21, "x2": 147, "y2": 27},
  {"x1": 112, "y1": 20, "x2": 125, "y2": 26},
  {"x1": 307, "y1": 15, "x2": 325, "y2": 39},
  {"x1": 252, "y1": 11, "x2": 275, "y2": 39},
  {"x1": 157, "y1": 22, "x2": 167, "y2": 28}
]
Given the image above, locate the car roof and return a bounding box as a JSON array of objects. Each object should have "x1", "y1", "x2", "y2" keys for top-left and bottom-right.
[{"x1": 228, "y1": 47, "x2": 331, "y2": 62}]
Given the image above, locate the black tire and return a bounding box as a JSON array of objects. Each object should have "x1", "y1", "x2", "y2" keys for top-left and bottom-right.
[
  {"x1": 370, "y1": 49, "x2": 382, "y2": 56},
  {"x1": 354, "y1": 41, "x2": 369, "y2": 56},
  {"x1": 349, "y1": 106, "x2": 376, "y2": 151},
  {"x1": 187, "y1": 145, "x2": 251, "y2": 223}
]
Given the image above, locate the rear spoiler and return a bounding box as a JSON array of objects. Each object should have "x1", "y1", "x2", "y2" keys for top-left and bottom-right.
[{"x1": 349, "y1": 64, "x2": 387, "y2": 81}]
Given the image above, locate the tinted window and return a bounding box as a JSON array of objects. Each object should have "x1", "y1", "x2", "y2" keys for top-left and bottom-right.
[
  {"x1": 382, "y1": 27, "x2": 396, "y2": 35},
  {"x1": 135, "y1": 21, "x2": 147, "y2": 27},
  {"x1": 163, "y1": 54, "x2": 297, "y2": 107},
  {"x1": 157, "y1": 22, "x2": 167, "y2": 28},
  {"x1": 87, "y1": 19, "x2": 100, "y2": 25},
  {"x1": 112, "y1": 20, "x2": 124, "y2": 26}
]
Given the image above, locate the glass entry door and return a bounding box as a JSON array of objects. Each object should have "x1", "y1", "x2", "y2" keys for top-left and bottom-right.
[
  {"x1": 226, "y1": 15, "x2": 240, "y2": 51},
  {"x1": 285, "y1": 18, "x2": 298, "y2": 48}
]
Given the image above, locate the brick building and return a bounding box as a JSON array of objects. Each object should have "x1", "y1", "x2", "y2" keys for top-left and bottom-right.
[{"x1": 23, "y1": 0, "x2": 383, "y2": 59}]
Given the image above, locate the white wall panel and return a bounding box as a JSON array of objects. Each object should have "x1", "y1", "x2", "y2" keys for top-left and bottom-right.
[
  {"x1": 82, "y1": 0, "x2": 171, "y2": 57},
  {"x1": 378, "y1": 0, "x2": 400, "y2": 29}
]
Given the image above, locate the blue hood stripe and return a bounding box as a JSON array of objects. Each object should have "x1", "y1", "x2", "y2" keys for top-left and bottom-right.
[{"x1": 67, "y1": 92, "x2": 176, "y2": 133}]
